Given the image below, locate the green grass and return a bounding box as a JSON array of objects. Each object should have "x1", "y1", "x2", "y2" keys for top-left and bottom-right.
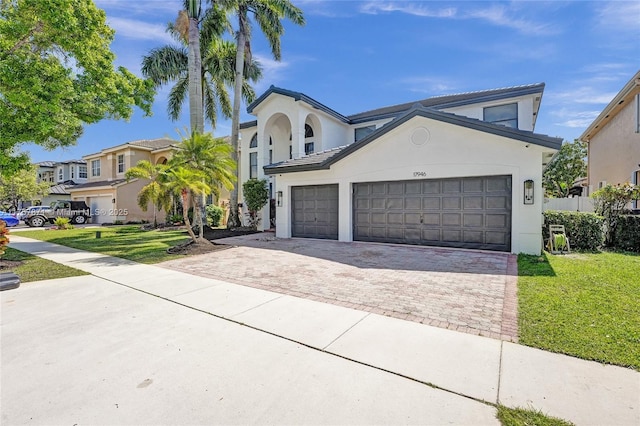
[
  {"x1": 2, "y1": 247, "x2": 89, "y2": 282},
  {"x1": 13, "y1": 226, "x2": 190, "y2": 264},
  {"x1": 497, "y1": 405, "x2": 574, "y2": 426},
  {"x1": 518, "y1": 251, "x2": 640, "y2": 370}
]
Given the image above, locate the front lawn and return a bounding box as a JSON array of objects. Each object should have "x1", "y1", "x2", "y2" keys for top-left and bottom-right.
[
  {"x1": 13, "y1": 226, "x2": 191, "y2": 264},
  {"x1": 518, "y1": 251, "x2": 640, "y2": 370},
  {"x1": 1, "y1": 247, "x2": 89, "y2": 282}
]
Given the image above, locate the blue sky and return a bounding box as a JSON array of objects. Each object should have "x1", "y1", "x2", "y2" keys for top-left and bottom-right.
[{"x1": 23, "y1": 0, "x2": 640, "y2": 163}]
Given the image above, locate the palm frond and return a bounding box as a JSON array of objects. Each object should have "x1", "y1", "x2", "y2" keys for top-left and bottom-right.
[
  {"x1": 141, "y1": 46, "x2": 188, "y2": 85},
  {"x1": 168, "y1": 75, "x2": 189, "y2": 121}
]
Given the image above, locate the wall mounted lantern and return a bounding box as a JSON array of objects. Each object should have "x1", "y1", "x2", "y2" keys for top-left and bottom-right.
[
  {"x1": 277, "y1": 191, "x2": 283, "y2": 207},
  {"x1": 524, "y1": 180, "x2": 534, "y2": 205},
  {"x1": 112, "y1": 198, "x2": 116, "y2": 204}
]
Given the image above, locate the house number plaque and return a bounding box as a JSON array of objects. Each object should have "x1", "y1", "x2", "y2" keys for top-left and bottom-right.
[{"x1": 413, "y1": 171, "x2": 427, "y2": 177}]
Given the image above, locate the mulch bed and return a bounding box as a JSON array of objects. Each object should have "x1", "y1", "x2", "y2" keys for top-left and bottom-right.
[{"x1": 165, "y1": 226, "x2": 260, "y2": 256}]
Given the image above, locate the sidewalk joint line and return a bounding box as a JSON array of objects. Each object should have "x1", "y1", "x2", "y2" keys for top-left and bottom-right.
[
  {"x1": 95, "y1": 274, "x2": 497, "y2": 411},
  {"x1": 322, "y1": 312, "x2": 370, "y2": 351},
  {"x1": 229, "y1": 294, "x2": 285, "y2": 317}
]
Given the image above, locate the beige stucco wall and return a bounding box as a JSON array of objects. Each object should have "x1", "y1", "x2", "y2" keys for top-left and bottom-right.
[
  {"x1": 588, "y1": 100, "x2": 640, "y2": 188},
  {"x1": 270, "y1": 115, "x2": 554, "y2": 255}
]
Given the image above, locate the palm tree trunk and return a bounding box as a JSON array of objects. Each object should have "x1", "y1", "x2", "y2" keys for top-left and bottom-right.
[
  {"x1": 227, "y1": 8, "x2": 248, "y2": 229},
  {"x1": 182, "y1": 190, "x2": 198, "y2": 242},
  {"x1": 187, "y1": 4, "x2": 204, "y2": 134}
]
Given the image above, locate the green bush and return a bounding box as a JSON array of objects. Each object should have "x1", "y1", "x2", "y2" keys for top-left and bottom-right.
[
  {"x1": 613, "y1": 215, "x2": 640, "y2": 252},
  {"x1": 543, "y1": 211, "x2": 604, "y2": 251},
  {"x1": 53, "y1": 217, "x2": 74, "y2": 230},
  {"x1": 206, "y1": 204, "x2": 225, "y2": 227},
  {"x1": 242, "y1": 179, "x2": 269, "y2": 230}
]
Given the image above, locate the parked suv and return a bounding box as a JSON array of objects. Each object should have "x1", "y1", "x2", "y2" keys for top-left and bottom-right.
[{"x1": 25, "y1": 200, "x2": 90, "y2": 227}]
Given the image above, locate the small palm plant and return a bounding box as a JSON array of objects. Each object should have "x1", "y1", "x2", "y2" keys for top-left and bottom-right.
[
  {"x1": 125, "y1": 160, "x2": 172, "y2": 228},
  {"x1": 53, "y1": 217, "x2": 74, "y2": 230},
  {"x1": 164, "y1": 167, "x2": 211, "y2": 243}
]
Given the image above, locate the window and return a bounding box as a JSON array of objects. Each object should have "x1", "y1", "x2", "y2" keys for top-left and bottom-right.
[
  {"x1": 71, "y1": 166, "x2": 75, "y2": 179},
  {"x1": 91, "y1": 159, "x2": 101, "y2": 177},
  {"x1": 117, "y1": 154, "x2": 125, "y2": 173},
  {"x1": 269, "y1": 136, "x2": 273, "y2": 146},
  {"x1": 289, "y1": 145, "x2": 292, "y2": 159},
  {"x1": 484, "y1": 103, "x2": 518, "y2": 128},
  {"x1": 635, "y1": 94, "x2": 640, "y2": 133},
  {"x1": 305, "y1": 124, "x2": 314, "y2": 138},
  {"x1": 57, "y1": 167, "x2": 63, "y2": 182},
  {"x1": 250, "y1": 133, "x2": 258, "y2": 148},
  {"x1": 355, "y1": 125, "x2": 376, "y2": 142},
  {"x1": 305, "y1": 142, "x2": 314, "y2": 155},
  {"x1": 268, "y1": 149, "x2": 273, "y2": 165},
  {"x1": 79, "y1": 165, "x2": 87, "y2": 179},
  {"x1": 249, "y1": 152, "x2": 258, "y2": 179}
]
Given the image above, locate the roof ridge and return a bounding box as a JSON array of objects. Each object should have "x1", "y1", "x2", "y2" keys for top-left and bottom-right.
[{"x1": 428, "y1": 82, "x2": 545, "y2": 100}]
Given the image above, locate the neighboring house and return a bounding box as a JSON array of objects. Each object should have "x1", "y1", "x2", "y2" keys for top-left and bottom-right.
[
  {"x1": 20, "y1": 160, "x2": 89, "y2": 209},
  {"x1": 239, "y1": 83, "x2": 561, "y2": 254},
  {"x1": 579, "y1": 70, "x2": 640, "y2": 208},
  {"x1": 53, "y1": 160, "x2": 88, "y2": 185},
  {"x1": 69, "y1": 138, "x2": 178, "y2": 224}
]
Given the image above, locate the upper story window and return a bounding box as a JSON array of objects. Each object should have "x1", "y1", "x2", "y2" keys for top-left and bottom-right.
[
  {"x1": 249, "y1": 133, "x2": 258, "y2": 148},
  {"x1": 79, "y1": 165, "x2": 87, "y2": 179},
  {"x1": 249, "y1": 152, "x2": 258, "y2": 179},
  {"x1": 484, "y1": 103, "x2": 518, "y2": 128},
  {"x1": 117, "y1": 154, "x2": 125, "y2": 173},
  {"x1": 91, "y1": 159, "x2": 101, "y2": 177},
  {"x1": 71, "y1": 166, "x2": 75, "y2": 179},
  {"x1": 355, "y1": 125, "x2": 376, "y2": 142},
  {"x1": 304, "y1": 142, "x2": 315, "y2": 155},
  {"x1": 305, "y1": 124, "x2": 314, "y2": 138},
  {"x1": 57, "y1": 167, "x2": 63, "y2": 182}
]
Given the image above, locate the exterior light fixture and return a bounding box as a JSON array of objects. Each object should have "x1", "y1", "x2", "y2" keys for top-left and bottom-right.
[
  {"x1": 112, "y1": 198, "x2": 116, "y2": 204},
  {"x1": 277, "y1": 191, "x2": 283, "y2": 207},
  {"x1": 524, "y1": 180, "x2": 534, "y2": 205}
]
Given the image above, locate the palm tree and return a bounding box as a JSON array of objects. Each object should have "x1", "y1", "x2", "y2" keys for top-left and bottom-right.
[
  {"x1": 170, "y1": 130, "x2": 236, "y2": 237},
  {"x1": 141, "y1": 2, "x2": 262, "y2": 130},
  {"x1": 125, "y1": 160, "x2": 171, "y2": 228},
  {"x1": 224, "y1": 0, "x2": 305, "y2": 227},
  {"x1": 164, "y1": 167, "x2": 211, "y2": 243}
]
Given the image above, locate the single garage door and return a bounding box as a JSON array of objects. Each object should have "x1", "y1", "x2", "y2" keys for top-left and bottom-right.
[
  {"x1": 291, "y1": 184, "x2": 339, "y2": 239},
  {"x1": 353, "y1": 175, "x2": 511, "y2": 251},
  {"x1": 89, "y1": 196, "x2": 115, "y2": 224}
]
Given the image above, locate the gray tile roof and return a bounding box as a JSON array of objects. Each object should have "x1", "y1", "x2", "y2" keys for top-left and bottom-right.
[
  {"x1": 48, "y1": 183, "x2": 72, "y2": 195},
  {"x1": 68, "y1": 179, "x2": 127, "y2": 190},
  {"x1": 264, "y1": 105, "x2": 562, "y2": 175},
  {"x1": 128, "y1": 138, "x2": 177, "y2": 150},
  {"x1": 36, "y1": 161, "x2": 56, "y2": 168}
]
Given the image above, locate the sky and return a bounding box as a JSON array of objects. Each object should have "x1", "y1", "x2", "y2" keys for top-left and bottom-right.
[{"x1": 21, "y1": 0, "x2": 640, "y2": 163}]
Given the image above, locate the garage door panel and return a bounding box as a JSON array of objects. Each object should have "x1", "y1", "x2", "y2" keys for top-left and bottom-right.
[
  {"x1": 354, "y1": 175, "x2": 511, "y2": 251},
  {"x1": 291, "y1": 184, "x2": 338, "y2": 239},
  {"x1": 423, "y1": 197, "x2": 440, "y2": 209},
  {"x1": 443, "y1": 197, "x2": 461, "y2": 209},
  {"x1": 463, "y1": 196, "x2": 484, "y2": 209}
]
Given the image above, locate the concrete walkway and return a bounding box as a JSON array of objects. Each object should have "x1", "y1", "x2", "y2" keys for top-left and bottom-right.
[{"x1": 2, "y1": 236, "x2": 639, "y2": 425}]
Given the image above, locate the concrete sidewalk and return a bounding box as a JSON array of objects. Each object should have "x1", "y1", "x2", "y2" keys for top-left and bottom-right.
[{"x1": 3, "y1": 236, "x2": 639, "y2": 425}]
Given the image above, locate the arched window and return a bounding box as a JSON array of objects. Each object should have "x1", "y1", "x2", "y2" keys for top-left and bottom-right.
[
  {"x1": 249, "y1": 133, "x2": 258, "y2": 148},
  {"x1": 305, "y1": 124, "x2": 314, "y2": 138}
]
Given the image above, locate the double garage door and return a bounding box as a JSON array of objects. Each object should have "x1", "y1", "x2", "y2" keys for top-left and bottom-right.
[{"x1": 291, "y1": 175, "x2": 512, "y2": 252}]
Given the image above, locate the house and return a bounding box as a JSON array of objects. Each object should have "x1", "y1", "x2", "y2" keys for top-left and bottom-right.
[
  {"x1": 238, "y1": 83, "x2": 562, "y2": 254},
  {"x1": 69, "y1": 138, "x2": 178, "y2": 224},
  {"x1": 20, "y1": 160, "x2": 89, "y2": 208},
  {"x1": 579, "y1": 70, "x2": 640, "y2": 207}
]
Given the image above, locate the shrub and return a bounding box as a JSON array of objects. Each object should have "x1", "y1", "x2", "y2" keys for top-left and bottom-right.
[
  {"x1": 168, "y1": 214, "x2": 183, "y2": 224},
  {"x1": 0, "y1": 219, "x2": 9, "y2": 257},
  {"x1": 543, "y1": 211, "x2": 604, "y2": 251},
  {"x1": 206, "y1": 204, "x2": 225, "y2": 227},
  {"x1": 613, "y1": 215, "x2": 640, "y2": 252},
  {"x1": 242, "y1": 179, "x2": 269, "y2": 230},
  {"x1": 53, "y1": 217, "x2": 74, "y2": 230},
  {"x1": 592, "y1": 183, "x2": 640, "y2": 246}
]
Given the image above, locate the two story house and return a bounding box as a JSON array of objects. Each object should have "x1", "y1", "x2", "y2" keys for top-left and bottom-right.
[
  {"x1": 579, "y1": 70, "x2": 640, "y2": 208},
  {"x1": 239, "y1": 83, "x2": 561, "y2": 254},
  {"x1": 26, "y1": 160, "x2": 88, "y2": 208},
  {"x1": 69, "y1": 138, "x2": 177, "y2": 224}
]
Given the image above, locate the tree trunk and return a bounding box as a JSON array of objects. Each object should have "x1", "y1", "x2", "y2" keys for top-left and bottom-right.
[
  {"x1": 227, "y1": 9, "x2": 247, "y2": 229},
  {"x1": 188, "y1": 13, "x2": 203, "y2": 134},
  {"x1": 182, "y1": 190, "x2": 198, "y2": 242}
]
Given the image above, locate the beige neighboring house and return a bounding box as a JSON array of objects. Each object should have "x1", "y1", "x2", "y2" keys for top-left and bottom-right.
[
  {"x1": 69, "y1": 138, "x2": 177, "y2": 224},
  {"x1": 580, "y1": 70, "x2": 640, "y2": 208}
]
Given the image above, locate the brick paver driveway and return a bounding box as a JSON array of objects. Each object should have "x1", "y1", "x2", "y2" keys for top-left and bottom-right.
[{"x1": 160, "y1": 234, "x2": 518, "y2": 341}]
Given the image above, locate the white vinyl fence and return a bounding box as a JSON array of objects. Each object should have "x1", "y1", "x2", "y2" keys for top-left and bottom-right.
[{"x1": 543, "y1": 196, "x2": 595, "y2": 213}]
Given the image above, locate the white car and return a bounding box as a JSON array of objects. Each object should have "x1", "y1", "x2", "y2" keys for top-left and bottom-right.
[{"x1": 19, "y1": 206, "x2": 52, "y2": 222}]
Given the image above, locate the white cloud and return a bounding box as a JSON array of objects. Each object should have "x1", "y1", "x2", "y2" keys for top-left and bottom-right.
[
  {"x1": 399, "y1": 76, "x2": 458, "y2": 94},
  {"x1": 107, "y1": 17, "x2": 175, "y2": 44},
  {"x1": 595, "y1": 1, "x2": 640, "y2": 32},
  {"x1": 551, "y1": 109, "x2": 601, "y2": 128},
  {"x1": 360, "y1": 2, "x2": 456, "y2": 18},
  {"x1": 359, "y1": 1, "x2": 558, "y2": 36},
  {"x1": 549, "y1": 86, "x2": 616, "y2": 105},
  {"x1": 253, "y1": 54, "x2": 291, "y2": 91}
]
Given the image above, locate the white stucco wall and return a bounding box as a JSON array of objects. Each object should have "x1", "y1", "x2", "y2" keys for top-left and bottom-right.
[
  {"x1": 443, "y1": 96, "x2": 536, "y2": 131},
  {"x1": 270, "y1": 115, "x2": 552, "y2": 254}
]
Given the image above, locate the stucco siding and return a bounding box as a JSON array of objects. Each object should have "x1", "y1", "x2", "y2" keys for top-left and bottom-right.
[
  {"x1": 588, "y1": 100, "x2": 640, "y2": 188},
  {"x1": 271, "y1": 116, "x2": 548, "y2": 254}
]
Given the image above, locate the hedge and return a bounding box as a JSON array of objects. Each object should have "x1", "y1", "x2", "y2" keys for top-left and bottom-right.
[
  {"x1": 613, "y1": 215, "x2": 640, "y2": 252},
  {"x1": 543, "y1": 211, "x2": 604, "y2": 251}
]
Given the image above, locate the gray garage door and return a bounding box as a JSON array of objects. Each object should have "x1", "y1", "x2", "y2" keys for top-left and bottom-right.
[
  {"x1": 291, "y1": 184, "x2": 339, "y2": 239},
  {"x1": 353, "y1": 175, "x2": 511, "y2": 251}
]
